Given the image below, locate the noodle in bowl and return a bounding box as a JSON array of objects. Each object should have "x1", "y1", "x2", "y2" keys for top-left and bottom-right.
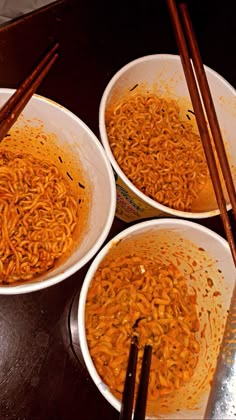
[
  {"x1": 99, "y1": 54, "x2": 236, "y2": 222},
  {"x1": 0, "y1": 88, "x2": 116, "y2": 294},
  {"x1": 78, "y1": 219, "x2": 235, "y2": 419}
]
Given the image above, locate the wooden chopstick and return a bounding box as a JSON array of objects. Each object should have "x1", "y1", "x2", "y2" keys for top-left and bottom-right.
[
  {"x1": 166, "y1": 0, "x2": 236, "y2": 266},
  {"x1": 179, "y1": 3, "x2": 236, "y2": 219},
  {"x1": 133, "y1": 344, "x2": 152, "y2": 420},
  {"x1": 0, "y1": 42, "x2": 59, "y2": 143},
  {"x1": 119, "y1": 335, "x2": 139, "y2": 420},
  {"x1": 119, "y1": 336, "x2": 152, "y2": 420}
]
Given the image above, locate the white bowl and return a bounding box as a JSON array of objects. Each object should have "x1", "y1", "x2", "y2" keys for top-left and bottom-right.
[
  {"x1": 78, "y1": 218, "x2": 235, "y2": 419},
  {"x1": 0, "y1": 88, "x2": 116, "y2": 294},
  {"x1": 99, "y1": 54, "x2": 236, "y2": 222}
]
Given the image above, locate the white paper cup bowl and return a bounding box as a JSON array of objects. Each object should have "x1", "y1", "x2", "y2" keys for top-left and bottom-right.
[
  {"x1": 0, "y1": 88, "x2": 116, "y2": 294},
  {"x1": 78, "y1": 218, "x2": 235, "y2": 419},
  {"x1": 99, "y1": 54, "x2": 236, "y2": 222}
]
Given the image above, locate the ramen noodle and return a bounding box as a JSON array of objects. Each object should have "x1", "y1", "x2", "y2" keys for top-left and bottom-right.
[
  {"x1": 85, "y1": 253, "x2": 200, "y2": 401},
  {"x1": 0, "y1": 149, "x2": 83, "y2": 284},
  {"x1": 105, "y1": 92, "x2": 210, "y2": 211}
]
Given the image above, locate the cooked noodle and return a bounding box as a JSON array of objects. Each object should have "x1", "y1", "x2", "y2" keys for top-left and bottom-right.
[
  {"x1": 106, "y1": 93, "x2": 210, "y2": 211},
  {"x1": 0, "y1": 150, "x2": 80, "y2": 284},
  {"x1": 85, "y1": 254, "x2": 200, "y2": 401}
]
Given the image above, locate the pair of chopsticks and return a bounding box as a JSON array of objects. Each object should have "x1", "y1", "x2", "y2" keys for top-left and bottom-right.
[
  {"x1": 119, "y1": 336, "x2": 152, "y2": 420},
  {"x1": 0, "y1": 41, "x2": 59, "y2": 143},
  {"x1": 166, "y1": 0, "x2": 236, "y2": 267}
]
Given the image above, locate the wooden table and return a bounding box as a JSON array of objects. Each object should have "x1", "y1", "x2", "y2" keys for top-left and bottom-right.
[{"x1": 0, "y1": 1, "x2": 235, "y2": 419}]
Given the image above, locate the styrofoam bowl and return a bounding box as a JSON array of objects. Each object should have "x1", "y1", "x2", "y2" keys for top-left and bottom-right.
[
  {"x1": 99, "y1": 54, "x2": 236, "y2": 222},
  {"x1": 78, "y1": 218, "x2": 235, "y2": 419},
  {"x1": 0, "y1": 88, "x2": 116, "y2": 294}
]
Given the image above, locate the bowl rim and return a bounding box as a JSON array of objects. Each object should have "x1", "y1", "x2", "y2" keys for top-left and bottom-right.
[
  {"x1": 77, "y1": 217, "x2": 232, "y2": 413},
  {"x1": 0, "y1": 89, "x2": 117, "y2": 294},
  {"x1": 99, "y1": 53, "x2": 235, "y2": 219}
]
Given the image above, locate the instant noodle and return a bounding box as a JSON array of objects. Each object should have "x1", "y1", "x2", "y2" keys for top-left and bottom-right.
[
  {"x1": 78, "y1": 219, "x2": 235, "y2": 419},
  {"x1": 99, "y1": 54, "x2": 236, "y2": 222},
  {"x1": 106, "y1": 92, "x2": 210, "y2": 212},
  {"x1": 0, "y1": 149, "x2": 85, "y2": 284},
  {"x1": 0, "y1": 88, "x2": 116, "y2": 293}
]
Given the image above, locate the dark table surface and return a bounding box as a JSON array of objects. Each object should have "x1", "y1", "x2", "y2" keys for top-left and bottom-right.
[{"x1": 0, "y1": 1, "x2": 235, "y2": 419}]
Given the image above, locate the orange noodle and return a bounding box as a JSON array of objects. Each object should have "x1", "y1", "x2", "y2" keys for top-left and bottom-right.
[
  {"x1": 0, "y1": 150, "x2": 80, "y2": 284},
  {"x1": 105, "y1": 92, "x2": 210, "y2": 211},
  {"x1": 85, "y1": 254, "x2": 200, "y2": 401}
]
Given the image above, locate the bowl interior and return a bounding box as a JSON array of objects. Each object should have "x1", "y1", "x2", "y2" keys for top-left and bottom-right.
[
  {"x1": 78, "y1": 218, "x2": 235, "y2": 419},
  {"x1": 0, "y1": 89, "x2": 116, "y2": 293},
  {"x1": 99, "y1": 54, "x2": 236, "y2": 220}
]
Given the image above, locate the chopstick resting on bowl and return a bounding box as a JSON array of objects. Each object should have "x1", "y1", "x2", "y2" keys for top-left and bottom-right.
[
  {"x1": 119, "y1": 335, "x2": 152, "y2": 420},
  {"x1": 0, "y1": 41, "x2": 59, "y2": 143},
  {"x1": 166, "y1": 0, "x2": 236, "y2": 266}
]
